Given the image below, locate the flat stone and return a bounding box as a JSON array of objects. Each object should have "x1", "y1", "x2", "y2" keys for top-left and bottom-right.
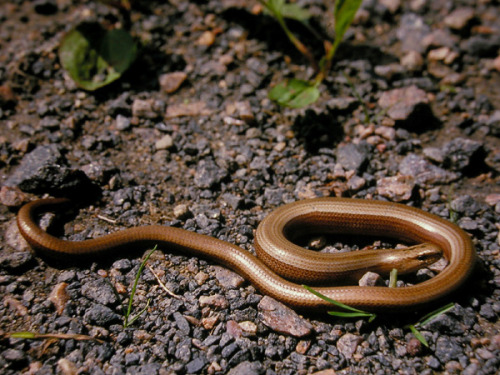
[
  {"x1": 378, "y1": 85, "x2": 429, "y2": 122},
  {"x1": 165, "y1": 101, "x2": 212, "y2": 118},
  {"x1": 258, "y1": 296, "x2": 313, "y2": 338},
  {"x1": 376, "y1": 175, "x2": 416, "y2": 202},
  {"x1": 159, "y1": 71, "x2": 188, "y2": 94},
  {"x1": 444, "y1": 7, "x2": 475, "y2": 30}
]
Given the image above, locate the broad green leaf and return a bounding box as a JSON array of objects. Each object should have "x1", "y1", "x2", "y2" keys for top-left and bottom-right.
[
  {"x1": 59, "y1": 22, "x2": 137, "y2": 91},
  {"x1": 269, "y1": 79, "x2": 320, "y2": 108},
  {"x1": 334, "y1": 0, "x2": 363, "y2": 39},
  {"x1": 264, "y1": 0, "x2": 284, "y2": 15},
  {"x1": 286, "y1": 86, "x2": 320, "y2": 107}
]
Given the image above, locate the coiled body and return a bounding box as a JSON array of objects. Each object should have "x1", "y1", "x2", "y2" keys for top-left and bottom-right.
[{"x1": 17, "y1": 198, "x2": 475, "y2": 311}]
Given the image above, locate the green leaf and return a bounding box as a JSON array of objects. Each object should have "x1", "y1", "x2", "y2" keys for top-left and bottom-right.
[
  {"x1": 59, "y1": 22, "x2": 137, "y2": 91},
  {"x1": 408, "y1": 324, "x2": 429, "y2": 347},
  {"x1": 264, "y1": 0, "x2": 284, "y2": 16},
  {"x1": 269, "y1": 79, "x2": 320, "y2": 108},
  {"x1": 334, "y1": 0, "x2": 363, "y2": 40}
]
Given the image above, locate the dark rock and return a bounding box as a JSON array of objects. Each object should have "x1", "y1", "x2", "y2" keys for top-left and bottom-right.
[
  {"x1": 173, "y1": 312, "x2": 191, "y2": 335},
  {"x1": 81, "y1": 278, "x2": 118, "y2": 306},
  {"x1": 1, "y1": 348, "x2": 27, "y2": 368},
  {"x1": 435, "y1": 336, "x2": 463, "y2": 363},
  {"x1": 449, "y1": 195, "x2": 481, "y2": 217},
  {"x1": 194, "y1": 158, "x2": 227, "y2": 189},
  {"x1": 0, "y1": 251, "x2": 34, "y2": 271},
  {"x1": 222, "y1": 342, "x2": 239, "y2": 358},
  {"x1": 227, "y1": 361, "x2": 264, "y2": 375},
  {"x1": 479, "y1": 303, "x2": 496, "y2": 320},
  {"x1": 336, "y1": 142, "x2": 371, "y2": 172},
  {"x1": 461, "y1": 34, "x2": 500, "y2": 57},
  {"x1": 442, "y1": 138, "x2": 483, "y2": 172},
  {"x1": 175, "y1": 337, "x2": 192, "y2": 362},
  {"x1": 185, "y1": 356, "x2": 207, "y2": 373},
  {"x1": 4, "y1": 144, "x2": 97, "y2": 197},
  {"x1": 221, "y1": 193, "x2": 243, "y2": 210},
  {"x1": 83, "y1": 304, "x2": 120, "y2": 326}
]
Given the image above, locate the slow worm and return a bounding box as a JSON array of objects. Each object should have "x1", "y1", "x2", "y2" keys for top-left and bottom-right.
[{"x1": 17, "y1": 197, "x2": 475, "y2": 311}]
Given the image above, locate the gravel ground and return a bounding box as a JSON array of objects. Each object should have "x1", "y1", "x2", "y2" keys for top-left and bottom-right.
[{"x1": 0, "y1": 0, "x2": 499, "y2": 374}]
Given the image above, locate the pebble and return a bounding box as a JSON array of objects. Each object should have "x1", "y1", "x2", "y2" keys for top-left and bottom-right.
[
  {"x1": 358, "y1": 272, "x2": 384, "y2": 286},
  {"x1": 83, "y1": 304, "x2": 120, "y2": 326},
  {"x1": 336, "y1": 142, "x2": 371, "y2": 172},
  {"x1": 399, "y1": 154, "x2": 458, "y2": 185},
  {"x1": 165, "y1": 101, "x2": 212, "y2": 118},
  {"x1": 213, "y1": 266, "x2": 245, "y2": 289},
  {"x1": 257, "y1": 296, "x2": 313, "y2": 338},
  {"x1": 155, "y1": 134, "x2": 174, "y2": 150},
  {"x1": 376, "y1": 175, "x2": 415, "y2": 202},
  {"x1": 444, "y1": 7, "x2": 475, "y2": 30},
  {"x1": 115, "y1": 114, "x2": 131, "y2": 131},
  {"x1": 377, "y1": 85, "x2": 431, "y2": 125},
  {"x1": 132, "y1": 99, "x2": 163, "y2": 119},
  {"x1": 400, "y1": 51, "x2": 424, "y2": 71},
  {"x1": 227, "y1": 361, "x2": 263, "y2": 375},
  {"x1": 396, "y1": 13, "x2": 430, "y2": 53},
  {"x1": 81, "y1": 278, "x2": 118, "y2": 306},
  {"x1": 337, "y1": 333, "x2": 363, "y2": 359},
  {"x1": 442, "y1": 137, "x2": 483, "y2": 171},
  {"x1": 159, "y1": 71, "x2": 188, "y2": 94}
]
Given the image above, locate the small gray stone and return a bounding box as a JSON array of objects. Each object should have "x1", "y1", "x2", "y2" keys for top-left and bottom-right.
[
  {"x1": 83, "y1": 304, "x2": 120, "y2": 326},
  {"x1": 81, "y1": 278, "x2": 118, "y2": 306},
  {"x1": 378, "y1": 86, "x2": 432, "y2": 126},
  {"x1": 213, "y1": 266, "x2": 245, "y2": 289},
  {"x1": 396, "y1": 13, "x2": 430, "y2": 53},
  {"x1": 336, "y1": 142, "x2": 371, "y2": 172},
  {"x1": 185, "y1": 356, "x2": 207, "y2": 373},
  {"x1": 115, "y1": 114, "x2": 131, "y2": 131},
  {"x1": 399, "y1": 154, "x2": 458, "y2": 185},
  {"x1": 194, "y1": 158, "x2": 227, "y2": 189},
  {"x1": 442, "y1": 138, "x2": 483, "y2": 171},
  {"x1": 337, "y1": 333, "x2": 363, "y2": 359},
  {"x1": 227, "y1": 361, "x2": 264, "y2": 375},
  {"x1": 435, "y1": 336, "x2": 463, "y2": 363}
]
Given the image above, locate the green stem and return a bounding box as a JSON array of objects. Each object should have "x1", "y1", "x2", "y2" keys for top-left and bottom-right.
[{"x1": 259, "y1": 0, "x2": 319, "y2": 73}]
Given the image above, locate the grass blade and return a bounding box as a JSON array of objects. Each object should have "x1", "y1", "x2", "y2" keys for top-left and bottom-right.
[
  {"x1": 124, "y1": 246, "x2": 158, "y2": 328},
  {"x1": 416, "y1": 302, "x2": 455, "y2": 327},
  {"x1": 408, "y1": 324, "x2": 429, "y2": 347},
  {"x1": 303, "y1": 285, "x2": 377, "y2": 321}
]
